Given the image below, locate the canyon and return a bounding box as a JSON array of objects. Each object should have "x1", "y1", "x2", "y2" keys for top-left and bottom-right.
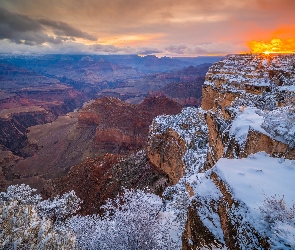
[
  {"x1": 0, "y1": 54, "x2": 217, "y2": 195},
  {"x1": 1, "y1": 53, "x2": 295, "y2": 249}
]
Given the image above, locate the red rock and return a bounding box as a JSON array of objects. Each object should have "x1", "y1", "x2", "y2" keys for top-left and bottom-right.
[{"x1": 79, "y1": 96, "x2": 182, "y2": 153}]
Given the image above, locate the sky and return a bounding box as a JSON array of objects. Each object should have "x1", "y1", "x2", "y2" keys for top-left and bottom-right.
[{"x1": 0, "y1": 0, "x2": 295, "y2": 56}]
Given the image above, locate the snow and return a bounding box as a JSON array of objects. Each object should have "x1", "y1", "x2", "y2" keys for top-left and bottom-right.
[
  {"x1": 280, "y1": 85, "x2": 295, "y2": 91},
  {"x1": 151, "y1": 107, "x2": 208, "y2": 174},
  {"x1": 142, "y1": 192, "x2": 162, "y2": 206},
  {"x1": 262, "y1": 106, "x2": 295, "y2": 146},
  {"x1": 215, "y1": 152, "x2": 295, "y2": 210},
  {"x1": 211, "y1": 152, "x2": 295, "y2": 248},
  {"x1": 192, "y1": 176, "x2": 225, "y2": 243},
  {"x1": 205, "y1": 54, "x2": 295, "y2": 89},
  {"x1": 229, "y1": 107, "x2": 269, "y2": 145},
  {"x1": 273, "y1": 222, "x2": 295, "y2": 247}
]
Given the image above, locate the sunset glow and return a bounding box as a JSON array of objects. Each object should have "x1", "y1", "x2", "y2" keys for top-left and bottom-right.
[
  {"x1": 1, "y1": 0, "x2": 295, "y2": 55},
  {"x1": 248, "y1": 38, "x2": 295, "y2": 54}
]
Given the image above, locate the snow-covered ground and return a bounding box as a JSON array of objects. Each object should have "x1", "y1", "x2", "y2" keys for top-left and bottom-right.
[
  {"x1": 215, "y1": 152, "x2": 295, "y2": 210},
  {"x1": 214, "y1": 152, "x2": 295, "y2": 248}
]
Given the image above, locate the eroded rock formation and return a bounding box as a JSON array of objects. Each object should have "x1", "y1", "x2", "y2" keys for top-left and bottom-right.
[
  {"x1": 79, "y1": 96, "x2": 182, "y2": 153},
  {"x1": 183, "y1": 54, "x2": 295, "y2": 249},
  {"x1": 147, "y1": 54, "x2": 295, "y2": 249}
]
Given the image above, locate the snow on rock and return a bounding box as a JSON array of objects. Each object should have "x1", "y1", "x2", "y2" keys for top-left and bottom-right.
[
  {"x1": 148, "y1": 107, "x2": 210, "y2": 246},
  {"x1": 183, "y1": 152, "x2": 295, "y2": 249},
  {"x1": 229, "y1": 107, "x2": 268, "y2": 145},
  {"x1": 215, "y1": 152, "x2": 295, "y2": 210},
  {"x1": 204, "y1": 54, "x2": 295, "y2": 88},
  {"x1": 212, "y1": 152, "x2": 295, "y2": 248},
  {"x1": 183, "y1": 54, "x2": 295, "y2": 249},
  {"x1": 150, "y1": 107, "x2": 208, "y2": 175},
  {"x1": 192, "y1": 176, "x2": 224, "y2": 243},
  {"x1": 262, "y1": 106, "x2": 295, "y2": 147}
]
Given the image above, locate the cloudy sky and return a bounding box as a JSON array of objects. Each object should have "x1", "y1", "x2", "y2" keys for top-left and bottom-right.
[{"x1": 0, "y1": 0, "x2": 294, "y2": 56}]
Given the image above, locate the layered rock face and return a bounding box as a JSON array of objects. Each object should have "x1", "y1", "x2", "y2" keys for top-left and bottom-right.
[
  {"x1": 148, "y1": 54, "x2": 295, "y2": 249},
  {"x1": 202, "y1": 54, "x2": 295, "y2": 169},
  {"x1": 186, "y1": 54, "x2": 295, "y2": 249},
  {"x1": 147, "y1": 107, "x2": 208, "y2": 184},
  {"x1": 79, "y1": 96, "x2": 182, "y2": 153}
]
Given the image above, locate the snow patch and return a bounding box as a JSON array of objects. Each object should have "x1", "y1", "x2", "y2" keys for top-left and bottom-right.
[
  {"x1": 229, "y1": 107, "x2": 269, "y2": 145},
  {"x1": 215, "y1": 152, "x2": 295, "y2": 210}
]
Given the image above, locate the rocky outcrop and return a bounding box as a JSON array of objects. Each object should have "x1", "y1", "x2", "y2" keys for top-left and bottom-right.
[
  {"x1": 183, "y1": 170, "x2": 270, "y2": 249},
  {"x1": 181, "y1": 54, "x2": 295, "y2": 249},
  {"x1": 145, "y1": 54, "x2": 295, "y2": 249},
  {"x1": 202, "y1": 54, "x2": 295, "y2": 169},
  {"x1": 201, "y1": 84, "x2": 240, "y2": 118},
  {"x1": 147, "y1": 107, "x2": 208, "y2": 184},
  {"x1": 147, "y1": 128, "x2": 186, "y2": 185}
]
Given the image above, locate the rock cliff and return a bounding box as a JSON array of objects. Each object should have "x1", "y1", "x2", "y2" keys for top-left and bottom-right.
[
  {"x1": 202, "y1": 54, "x2": 295, "y2": 169},
  {"x1": 148, "y1": 54, "x2": 295, "y2": 249},
  {"x1": 147, "y1": 107, "x2": 208, "y2": 184}
]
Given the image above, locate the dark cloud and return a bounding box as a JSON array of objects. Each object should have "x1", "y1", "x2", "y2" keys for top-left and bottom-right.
[
  {"x1": 0, "y1": 7, "x2": 97, "y2": 46},
  {"x1": 38, "y1": 19, "x2": 96, "y2": 41},
  {"x1": 0, "y1": 7, "x2": 46, "y2": 44}
]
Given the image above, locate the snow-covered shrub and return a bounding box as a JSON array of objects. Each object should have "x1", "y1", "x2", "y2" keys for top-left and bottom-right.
[
  {"x1": 259, "y1": 195, "x2": 295, "y2": 249},
  {"x1": 0, "y1": 184, "x2": 77, "y2": 249},
  {"x1": 261, "y1": 106, "x2": 295, "y2": 147},
  {"x1": 260, "y1": 195, "x2": 295, "y2": 228},
  {"x1": 0, "y1": 184, "x2": 42, "y2": 204},
  {"x1": 37, "y1": 190, "x2": 81, "y2": 222},
  {"x1": 68, "y1": 188, "x2": 179, "y2": 250}
]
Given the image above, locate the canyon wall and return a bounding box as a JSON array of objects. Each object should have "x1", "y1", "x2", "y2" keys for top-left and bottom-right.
[{"x1": 148, "y1": 54, "x2": 295, "y2": 249}]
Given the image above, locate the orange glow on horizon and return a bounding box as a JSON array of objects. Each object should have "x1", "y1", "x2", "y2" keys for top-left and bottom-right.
[
  {"x1": 248, "y1": 38, "x2": 295, "y2": 54},
  {"x1": 98, "y1": 34, "x2": 164, "y2": 46}
]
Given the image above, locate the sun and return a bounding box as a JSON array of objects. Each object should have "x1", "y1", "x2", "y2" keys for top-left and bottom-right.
[{"x1": 248, "y1": 38, "x2": 295, "y2": 54}]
